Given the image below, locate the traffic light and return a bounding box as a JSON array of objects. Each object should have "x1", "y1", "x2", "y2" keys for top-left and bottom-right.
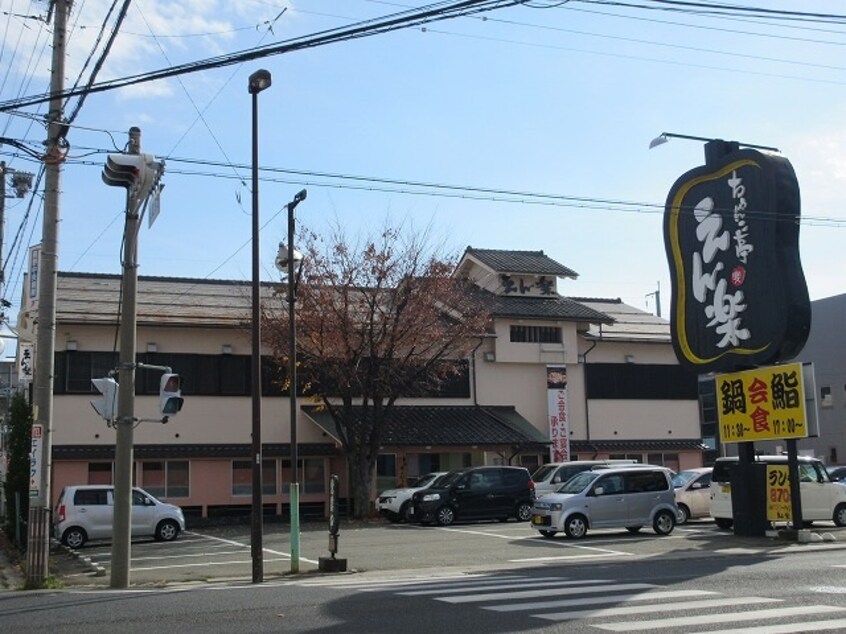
[
  {"x1": 159, "y1": 373, "x2": 184, "y2": 416},
  {"x1": 102, "y1": 152, "x2": 162, "y2": 201},
  {"x1": 90, "y1": 377, "x2": 118, "y2": 422}
]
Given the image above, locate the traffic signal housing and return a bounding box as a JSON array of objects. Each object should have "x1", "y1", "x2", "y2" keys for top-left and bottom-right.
[
  {"x1": 102, "y1": 152, "x2": 161, "y2": 200},
  {"x1": 159, "y1": 373, "x2": 184, "y2": 416},
  {"x1": 91, "y1": 377, "x2": 118, "y2": 422}
]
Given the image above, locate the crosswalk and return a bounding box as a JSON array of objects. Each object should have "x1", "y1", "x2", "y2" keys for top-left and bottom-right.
[{"x1": 286, "y1": 573, "x2": 846, "y2": 632}]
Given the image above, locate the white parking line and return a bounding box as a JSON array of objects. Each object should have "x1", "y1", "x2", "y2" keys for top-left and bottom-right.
[{"x1": 185, "y1": 531, "x2": 320, "y2": 564}]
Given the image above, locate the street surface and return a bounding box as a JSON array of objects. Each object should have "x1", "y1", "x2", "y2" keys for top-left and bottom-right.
[{"x1": 4, "y1": 519, "x2": 846, "y2": 632}]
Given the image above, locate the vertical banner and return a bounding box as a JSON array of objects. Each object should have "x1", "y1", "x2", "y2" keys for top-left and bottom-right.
[
  {"x1": 18, "y1": 342, "x2": 34, "y2": 384},
  {"x1": 28, "y1": 244, "x2": 41, "y2": 307},
  {"x1": 547, "y1": 366, "x2": 570, "y2": 462},
  {"x1": 29, "y1": 423, "x2": 43, "y2": 497}
]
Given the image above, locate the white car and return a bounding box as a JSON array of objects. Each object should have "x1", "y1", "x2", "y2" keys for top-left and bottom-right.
[{"x1": 376, "y1": 472, "x2": 448, "y2": 523}]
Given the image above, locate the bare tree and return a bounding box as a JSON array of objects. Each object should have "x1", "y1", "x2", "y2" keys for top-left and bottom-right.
[{"x1": 264, "y1": 222, "x2": 490, "y2": 518}]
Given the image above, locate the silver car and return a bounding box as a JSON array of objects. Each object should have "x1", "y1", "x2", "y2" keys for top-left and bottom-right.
[
  {"x1": 54, "y1": 485, "x2": 186, "y2": 549},
  {"x1": 530, "y1": 466, "x2": 677, "y2": 539}
]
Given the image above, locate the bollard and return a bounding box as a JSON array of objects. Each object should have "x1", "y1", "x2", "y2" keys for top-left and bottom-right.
[{"x1": 319, "y1": 474, "x2": 347, "y2": 572}]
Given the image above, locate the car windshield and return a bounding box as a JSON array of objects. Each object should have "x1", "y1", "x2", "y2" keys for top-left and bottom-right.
[
  {"x1": 672, "y1": 471, "x2": 700, "y2": 488},
  {"x1": 531, "y1": 465, "x2": 557, "y2": 482},
  {"x1": 415, "y1": 473, "x2": 441, "y2": 488},
  {"x1": 557, "y1": 470, "x2": 598, "y2": 494},
  {"x1": 433, "y1": 471, "x2": 462, "y2": 488}
]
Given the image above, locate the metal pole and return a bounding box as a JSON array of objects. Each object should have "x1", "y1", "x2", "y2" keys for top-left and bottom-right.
[
  {"x1": 27, "y1": 0, "x2": 70, "y2": 587},
  {"x1": 288, "y1": 200, "x2": 300, "y2": 573},
  {"x1": 0, "y1": 161, "x2": 6, "y2": 301},
  {"x1": 248, "y1": 69, "x2": 271, "y2": 584},
  {"x1": 110, "y1": 127, "x2": 142, "y2": 589}
]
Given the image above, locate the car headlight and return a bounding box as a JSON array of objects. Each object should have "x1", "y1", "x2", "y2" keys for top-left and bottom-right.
[
  {"x1": 421, "y1": 493, "x2": 441, "y2": 502},
  {"x1": 549, "y1": 503, "x2": 563, "y2": 511}
]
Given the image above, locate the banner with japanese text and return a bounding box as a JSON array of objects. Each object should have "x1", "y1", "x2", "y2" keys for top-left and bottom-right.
[
  {"x1": 716, "y1": 362, "x2": 807, "y2": 443},
  {"x1": 547, "y1": 366, "x2": 570, "y2": 462},
  {"x1": 766, "y1": 464, "x2": 791, "y2": 521}
]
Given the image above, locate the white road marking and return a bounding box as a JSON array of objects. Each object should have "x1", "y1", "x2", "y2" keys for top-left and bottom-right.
[
  {"x1": 695, "y1": 619, "x2": 846, "y2": 634},
  {"x1": 438, "y1": 582, "x2": 657, "y2": 604},
  {"x1": 535, "y1": 596, "x2": 781, "y2": 621},
  {"x1": 182, "y1": 531, "x2": 319, "y2": 564},
  {"x1": 398, "y1": 578, "x2": 609, "y2": 597},
  {"x1": 594, "y1": 605, "x2": 846, "y2": 631},
  {"x1": 484, "y1": 589, "x2": 719, "y2": 612}
]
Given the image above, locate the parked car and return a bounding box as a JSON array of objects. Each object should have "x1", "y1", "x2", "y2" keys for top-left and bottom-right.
[
  {"x1": 375, "y1": 471, "x2": 449, "y2": 522},
  {"x1": 711, "y1": 455, "x2": 846, "y2": 529},
  {"x1": 410, "y1": 466, "x2": 535, "y2": 526},
  {"x1": 531, "y1": 459, "x2": 637, "y2": 496},
  {"x1": 828, "y1": 466, "x2": 846, "y2": 483},
  {"x1": 54, "y1": 485, "x2": 186, "y2": 548},
  {"x1": 672, "y1": 467, "x2": 713, "y2": 524},
  {"x1": 530, "y1": 465, "x2": 677, "y2": 539}
]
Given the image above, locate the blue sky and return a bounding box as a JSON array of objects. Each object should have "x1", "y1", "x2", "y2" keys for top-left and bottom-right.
[{"x1": 1, "y1": 0, "x2": 845, "y2": 335}]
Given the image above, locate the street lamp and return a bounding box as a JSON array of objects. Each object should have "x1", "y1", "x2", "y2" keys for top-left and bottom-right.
[
  {"x1": 248, "y1": 68, "x2": 271, "y2": 584},
  {"x1": 649, "y1": 131, "x2": 779, "y2": 152},
  {"x1": 275, "y1": 188, "x2": 306, "y2": 573}
]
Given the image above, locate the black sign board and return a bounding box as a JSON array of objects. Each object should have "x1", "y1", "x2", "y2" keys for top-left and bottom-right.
[{"x1": 663, "y1": 145, "x2": 810, "y2": 373}]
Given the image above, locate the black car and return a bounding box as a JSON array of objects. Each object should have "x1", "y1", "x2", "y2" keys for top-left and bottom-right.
[{"x1": 409, "y1": 466, "x2": 535, "y2": 526}]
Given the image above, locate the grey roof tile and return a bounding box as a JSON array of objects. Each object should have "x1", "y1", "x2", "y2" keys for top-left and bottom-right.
[{"x1": 465, "y1": 248, "x2": 578, "y2": 278}]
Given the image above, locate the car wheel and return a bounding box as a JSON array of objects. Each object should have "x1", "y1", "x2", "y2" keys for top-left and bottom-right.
[
  {"x1": 62, "y1": 526, "x2": 87, "y2": 549},
  {"x1": 676, "y1": 504, "x2": 691, "y2": 525},
  {"x1": 539, "y1": 530, "x2": 557, "y2": 539},
  {"x1": 516, "y1": 501, "x2": 533, "y2": 522},
  {"x1": 155, "y1": 519, "x2": 180, "y2": 542},
  {"x1": 436, "y1": 506, "x2": 456, "y2": 526},
  {"x1": 834, "y1": 503, "x2": 846, "y2": 527},
  {"x1": 564, "y1": 514, "x2": 588, "y2": 539},
  {"x1": 399, "y1": 502, "x2": 413, "y2": 523},
  {"x1": 653, "y1": 510, "x2": 676, "y2": 535},
  {"x1": 714, "y1": 517, "x2": 733, "y2": 530},
  {"x1": 625, "y1": 526, "x2": 642, "y2": 534}
]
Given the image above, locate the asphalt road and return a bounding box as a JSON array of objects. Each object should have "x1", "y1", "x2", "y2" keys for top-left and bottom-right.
[
  {"x1": 7, "y1": 532, "x2": 846, "y2": 633},
  {"x1": 52, "y1": 517, "x2": 846, "y2": 588}
]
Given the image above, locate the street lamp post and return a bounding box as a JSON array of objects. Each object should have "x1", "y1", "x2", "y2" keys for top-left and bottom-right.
[
  {"x1": 248, "y1": 68, "x2": 271, "y2": 585},
  {"x1": 276, "y1": 189, "x2": 306, "y2": 573}
]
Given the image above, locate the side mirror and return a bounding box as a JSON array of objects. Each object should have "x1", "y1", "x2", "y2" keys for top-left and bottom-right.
[
  {"x1": 594, "y1": 486, "x2": 605, "y2": 496},
  {"x1": 552, "y1": 476, "x2": 561, "y2": 484}
]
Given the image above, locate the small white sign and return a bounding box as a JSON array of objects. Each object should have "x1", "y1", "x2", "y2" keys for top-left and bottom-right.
[{"x1": 29, "y1": 423, "x2": 43, "y2": 497}]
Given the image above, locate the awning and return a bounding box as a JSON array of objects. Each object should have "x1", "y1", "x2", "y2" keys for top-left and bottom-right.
[
  {"x1": 571, "y1": 439, "x2": 707, "y2": 454},
  {"x1": 52, "y1": 443, "x2": 338, "y2": 461},
  {"x1": 302, "y1": 404, "x2": 549, "y2": 450}
]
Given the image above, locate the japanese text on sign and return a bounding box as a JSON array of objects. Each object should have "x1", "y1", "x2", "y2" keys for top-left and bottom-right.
[
  {"x1": 766, "y1": 464, "x2": 791, "y2": 521},
  {"x1": 717, "y1": 362, "x2": 807, "y2": 443}
]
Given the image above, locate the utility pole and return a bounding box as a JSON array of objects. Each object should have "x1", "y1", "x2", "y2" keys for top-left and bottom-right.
[
  {"x1": 111, "y1": 127, "x2": 141, "y2": 589},
  {"x1": 27, "y1": 0, "x2": 70, "y2": 587}
]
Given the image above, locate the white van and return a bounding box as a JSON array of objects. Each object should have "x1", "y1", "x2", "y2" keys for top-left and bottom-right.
[
  {"x1": 531, "y1": 460, "x2": 637, "y2": 496},
  {"x1": 54, "y1": 485, "x2": 186, "y2": 548},
  {"x1": 710, "y1": 456, "x2": 846, "y2": 529}
]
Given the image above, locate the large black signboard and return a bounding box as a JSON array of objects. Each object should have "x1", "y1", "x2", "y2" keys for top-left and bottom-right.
[{"x1": 664, "y1": 146, "x2": 810, "y2": 374}]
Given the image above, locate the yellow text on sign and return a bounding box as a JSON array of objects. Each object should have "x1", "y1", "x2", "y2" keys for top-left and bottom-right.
[
  {"x1": 767, "y1": 464, "x2": 792, "y2": 522},
  {"x1": 716, "y1": 362, "x2": 807, "y2": 443}
]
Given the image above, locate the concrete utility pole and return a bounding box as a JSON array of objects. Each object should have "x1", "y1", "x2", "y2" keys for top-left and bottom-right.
[
  {"x1": 110, "y1": 127, "x2": 143, "y2": 589},
  {"x1": 27, "y1": 0, "x2": 70, "y2": 587}
]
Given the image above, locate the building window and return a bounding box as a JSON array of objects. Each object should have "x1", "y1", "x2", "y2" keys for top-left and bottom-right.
[
  {"x1": 87, "y1": 462, "x2": 113, "y2": 485},
  {"x1": 142, "y1": 460, "x2": 189, "y2": 498},
  {"x1": 647, "y1": 453, "x2": 680, "y2": 473},
  {"x1": 281, "y1": 458, "x2": 326, "y2": 495},
  {"x1": 376, "y1": 454, "x2": 397, "y2": 492},
  {"x1": 510, "y1": 325, "x2": 562, "y2": 344},
  {"x1": 821, "y1": 386, "x2": 833, "y2": 408},
  {"x1": 232, "y1": 459, "x2": 277, "y2": 496},
  {"x1": 609, "y1": 453, "x2": 643, "y2": 463}
]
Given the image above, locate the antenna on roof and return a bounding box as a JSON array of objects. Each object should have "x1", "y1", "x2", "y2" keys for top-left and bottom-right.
[{"x1": 645, "y1": 282, "x2": 661, "y2": 318}]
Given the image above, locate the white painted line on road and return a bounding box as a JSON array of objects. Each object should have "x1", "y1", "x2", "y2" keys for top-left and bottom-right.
[
  {"x1": 509, "y1": 552, "x2": 625, "y2": 562},
  {"x1": 399, "y1": 578, "x2": 609, "y2": 597},
  {"x1": 285, "y1": 573, "x2": 521, "y2": 589},
  {"x1": 694, "y1": 619, "x2": 846, "y2": 634},
  {"x1": 484, "y1": 589, "x2": 719, "y2": 612},
  {"x1": 438, "y1": 582, "x2": 657, "y2": 604},
  {"x1": 433, "y1": 525, "x2": 632, "y2": 557},
  {"x1": 535, "y1": 596, "x2": 781, "y2": 621},
  {"x1": 594, "y1": 605, "x2": 846, "y2": 632},
  {"x1": 184, "y1": 530, "x2": 319, "y2": 564},
  {"x1": 131, "y1": 557, "x2": 291, "y2": 572}
]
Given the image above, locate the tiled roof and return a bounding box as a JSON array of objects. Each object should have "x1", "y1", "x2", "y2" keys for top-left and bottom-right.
[
  {"x1": 570, "y1": 297, "x2": 669, "y2": 341},
  {"x1": 51, "y1": 443, "x2": 338, "y2": 460},
  {"x1": 465, "y1": 248, "x2": 578, "y2": 278},
  {"x1": 53, "y1": 272, "x2": 280, "y2": 327},
  {"x1": 489, "y1": 294, "x2": 614, "y2": 324},
  {"x1": 571, "y1": 439, "x2": 707, "y2": 453},
  {"x1": 303, "y1": 404, "x2": 549, "y2": 448}
]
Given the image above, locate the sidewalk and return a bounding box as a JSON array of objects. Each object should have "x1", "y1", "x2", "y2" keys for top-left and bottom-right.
[{"x1": 0, "y1": 533, "x2": 25, "y2": 591}]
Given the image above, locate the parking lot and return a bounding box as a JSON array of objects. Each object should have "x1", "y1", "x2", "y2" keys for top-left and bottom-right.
[{"x1": 53, "y1": 518, "x2": 846, "y2": 587}]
